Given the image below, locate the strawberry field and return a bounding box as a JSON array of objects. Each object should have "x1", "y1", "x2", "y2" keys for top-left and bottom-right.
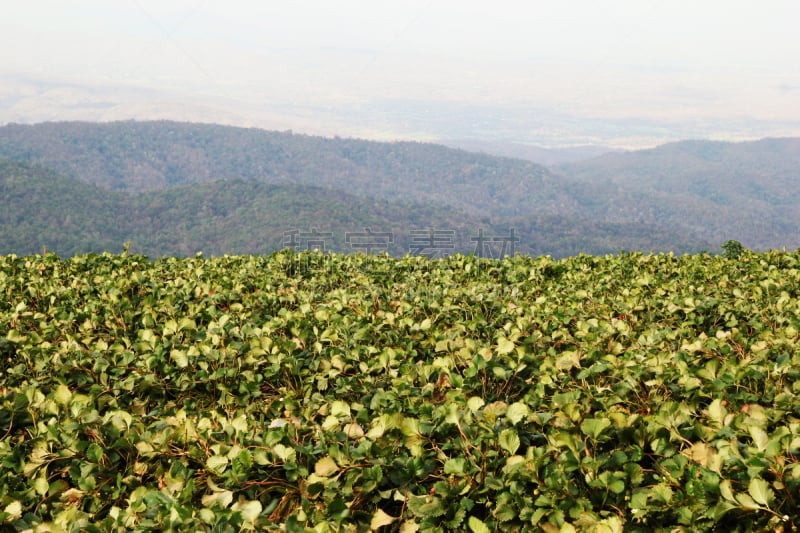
[{"x1": 1, "y1": 250, "x2": 799, "y2": 532}]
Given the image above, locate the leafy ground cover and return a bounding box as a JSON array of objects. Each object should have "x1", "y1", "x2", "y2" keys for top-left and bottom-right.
[{"x1": 1, "y1": 250, "x2": 799, "y2": 531}]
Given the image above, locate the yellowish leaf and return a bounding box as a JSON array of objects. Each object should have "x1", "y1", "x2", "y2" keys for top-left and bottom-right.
[
  {"x1": 314, "y1": 456, "x2": 339, "y2": 477},
  {"x1": 370, "y1": 508, "x2": 397, "y2": 530}
]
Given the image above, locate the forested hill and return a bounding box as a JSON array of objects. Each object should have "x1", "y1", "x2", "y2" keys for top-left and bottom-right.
[
  {"x1": 559, "y1": 138, "x2": 800, "y2": 205},
  {"x1": 0, "y1": 158, "x2": 708, "y2": 258},
  {"x1": 0, "y1": 158, "x2": 478, "y2": 257},
  {"x1": 558, "y1": 138, "x2": 800, "y2": 250},
  {"x1": 0, "y1": 120, "x2": 797, "y2": 256},
  {"x1": 0, "y1": 120, "x2": 578, "y2": 219}
]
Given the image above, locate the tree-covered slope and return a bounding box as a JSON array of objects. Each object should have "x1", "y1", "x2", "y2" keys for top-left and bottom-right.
[
  {"x1": 2, "y1": 121, "x2": 794, "y2": 254},
  {"x1": 0, "y1": 158, "x2": 132, "y2": 254},
  {"x1": 560, "y1": 138, "x2": 800, "y2": 205},
  {"x1": 0, "y1": 120, "x2": 579, "y2": 218},
  {"x1": 557, "y1": 138, "x2": 800, "y2": 249},
  {"x1": 0, "y1": 158, "x2": 711, "y2": 258},
  {"x1": 0, "y1": 158, "x2": 482, "y2": 257}
]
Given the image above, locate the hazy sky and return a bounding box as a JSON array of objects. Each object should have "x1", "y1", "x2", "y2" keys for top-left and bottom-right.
[{"x1": 2, "y1": 1, "x2": 799, "y2": 145}]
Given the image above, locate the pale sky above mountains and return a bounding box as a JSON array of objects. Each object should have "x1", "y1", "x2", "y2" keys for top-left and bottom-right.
[{"x1": 2, "y1": 1, "x2": 799, "y2": 147}]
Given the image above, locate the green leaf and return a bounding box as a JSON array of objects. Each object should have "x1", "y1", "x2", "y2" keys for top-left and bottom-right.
[
  {"x1": 719, "y1": 479, "x2": 735, "y2": 502},
  {"x1": 331, "y1": 400, "x2": 351, "y2": 418},
  {"x1": 54, "y1": 383, "x2": 72, "y2": 406},
  {"x1": 467, "y1": 397, "x2": 485, "y2": 413},
  {"x1": 163, "y1": 319, "x2": 178, "y2": 336},
  {"x1": 468, "y1": 516, "x2": 491, "y2": 533},
  {"x1": 531, "y1": 508, "x2": 547, "y2": 525},
  {"x1": 580, "y1": 417, "x2": 612, "y2": 440},
  {"x1": 549, "y1": 431, "x2": 580, "y2": 455},
  {"x1": 178, "y1": 317, "x2": 197, "y2": 331},
  {"x1": 651, "y1": 484, "x2": 673, "y2": 504},
  {"x1": 272, "y1": 443, "x2": 295, "y2": 462},
  {"x1": 171, "y1": 349, "x2": 188, "y2": 368},
  {"x1": 206, "y1": 455, "x2": 229, "y2": 474},
  {"x1": 33, "y1": 477, "x2": 49, "y2": 496},
  {"x1": 367, "y1": 415, "x2": 389, "y2": 440},
  {"x1": 201, "y1": 489, "x2": 233, "y2": 508},
  {"x1": 496, "y1": 337, "x2": 515, "y2": 355},
  {"x1": 230, "y1": 414, "x2": 248, "y2": 434},
  {"x1": 735, "y1": 492, "x2": 761, "y2": 510},
  {"x1": 506, "y1": 401, "x2": 529, "y2": 425},
  {"x1": 748, "y1": 478, "x2": 773, "y2": 507},
  {"x1": 408, "y1": 495, "x2": 446, "y2": 518},
  {"x1": 232, "y1": 499, "x2": 262, "y2": 524},
  {"x1": 104, "y1": 410, "x2": 133, "y2": 430},
  {"x1": 608, "y1": 479, "x2": 625, "y2": 494},
  {"x1": 5, "y1": 329, "x2": 26, "y2": 343},
  {"x1": 707, "y1": 501, "x2": 738, "y2": 521},
  {"x1": 444, "y1": 457, "x2": 466, "y2": 475},
  {"x1": 748, "y1": 425, "x2": 768, "y2": 452},
  {"x1": 401, "y1": 417, "x2": 421, "y2": 437},
  {"x1": 86, "y1": 443, "x2": 104, "y2": 463},
  {"x1": 498, "y1": 428, "x2": 520, "y2": 455},
  {"x1": 630, "y1": 489, "x2": 649, "y2": 509}
]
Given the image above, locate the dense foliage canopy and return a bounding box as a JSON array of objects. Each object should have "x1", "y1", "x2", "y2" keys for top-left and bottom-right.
[{"x1": 2, "y1": 250, "x2": 799, "y2": 531}]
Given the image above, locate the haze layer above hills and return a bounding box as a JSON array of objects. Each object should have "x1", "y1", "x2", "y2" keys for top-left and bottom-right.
[{"x1": 1, "y1": 120, "x2": 797, "y2": 257}]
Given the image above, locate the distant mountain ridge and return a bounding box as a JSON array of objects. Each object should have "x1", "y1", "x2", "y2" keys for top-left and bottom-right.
[
  {"x1": 0, "y1": 120, "x2": 797, "y2": 256},
  {"x1": 441, "y1": 139, "x2": 619, "y2": 166},
  {"x1": 557, "y1": 137, "x2": 800, "y2": 249},
  {"x1": 560, "y1": 138, "x2": 800, "y2": 204},
  {"x1": 0, "y1": 120, "x2": 580, "y2": 219}
]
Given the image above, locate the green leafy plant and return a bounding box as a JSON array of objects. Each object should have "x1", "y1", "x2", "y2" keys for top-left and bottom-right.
[{"x1": 1, "y1": 250, "x2": 799, "y2": 531}]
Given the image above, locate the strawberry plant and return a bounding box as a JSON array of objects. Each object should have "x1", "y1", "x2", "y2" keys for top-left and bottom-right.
[{"x1": 1, "y1": 250, "x2": 799, "y2": 531}]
